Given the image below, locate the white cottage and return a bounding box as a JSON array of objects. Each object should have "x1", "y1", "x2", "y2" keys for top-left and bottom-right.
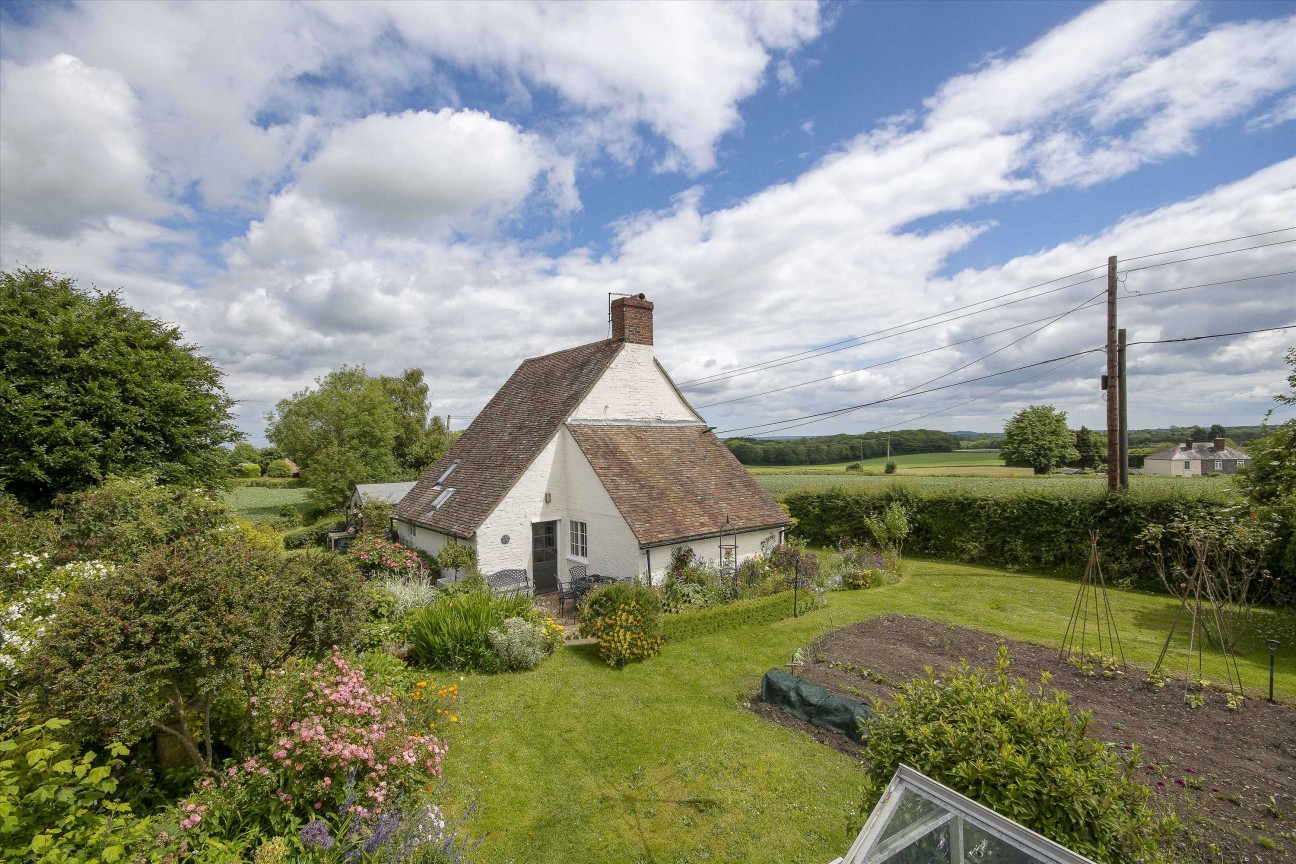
[{"x1": 392, "y1": 295, "x2": 790, "y2": 591}]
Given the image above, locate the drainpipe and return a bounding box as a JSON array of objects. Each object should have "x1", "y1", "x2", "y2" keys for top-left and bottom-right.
[{"x1": 644, "y1": 547, "x2": 653, "y2": 586}]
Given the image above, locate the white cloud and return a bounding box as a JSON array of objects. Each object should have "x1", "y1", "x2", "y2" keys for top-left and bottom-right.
[
  {"x1": 298, "y1": 108, "x2": 577, "y2": 233},
  {"x1": 0, "y1": 54, "x2": 166, "y2": 234}
]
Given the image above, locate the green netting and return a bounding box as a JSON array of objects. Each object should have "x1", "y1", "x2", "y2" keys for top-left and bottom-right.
[{"x1": 760, "y1": 668, "x2": 873, "y2": 741}]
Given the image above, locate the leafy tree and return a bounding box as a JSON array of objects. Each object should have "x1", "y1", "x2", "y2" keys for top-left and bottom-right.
[
  {"x1": 1000, "y1": 405, "x2": 1079, "y2": 474},
  {"x1": 0, "y1": 269, "x2": 238, "y2": 507},
  {"x1": 1208, "y1": 423, "x2": 1226, "y2": 440},
  {"x1": 1237, "y1": 347, "x2": 1296, "y2": 600},
  {"x1": 380, "y1": 368, "x2": 451, "y2": 475},
  {"x1": 227, "y1": 442, "x2": 261, "y2": 469},
  {"x1": 265, "y1": 365, "x2": 400, "y2": 508},
  {"x1": 1073, "y1": 425, "x2": 1106, "y2": 470},
  {"x1": 30, "y1": 536, "x2": 365, "y2": 771}
]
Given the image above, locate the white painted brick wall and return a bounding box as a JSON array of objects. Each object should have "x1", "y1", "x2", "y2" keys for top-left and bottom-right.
[
  {"x1": 642, "y1": 529, "x2": 783, "y2": 585},
  {"x1": 570, "y1": 343, "x2": 701, "y2": 422}
]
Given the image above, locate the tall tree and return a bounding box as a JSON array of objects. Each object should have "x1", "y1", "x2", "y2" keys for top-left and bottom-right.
[
  {"x1": 1073, "y1": 426, "x2": 1106, "y2": 470},
  {"x1": 1208, "y1": 423, "x2": 1227, "y2": 440},
  {"x1": 0, "y1": 269, "x2": 238, "y2": 507},
  {"x1": 265, "y1": 365, "x2": 399, "y2": 507},
  {"x1": 379, "y1": 368, "x2": 451, "y2": 475},
  {"x1": 1000, "y1": 405, "x2": 1080, "y2": 475}
]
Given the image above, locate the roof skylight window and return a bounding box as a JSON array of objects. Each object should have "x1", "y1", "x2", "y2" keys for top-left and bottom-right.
[
  {"x1": 436, "y1": 461, "x2": 461, "y2": 484},
  {"x1": 429, "y1": 488, "x2": 455, "y2": 512}
]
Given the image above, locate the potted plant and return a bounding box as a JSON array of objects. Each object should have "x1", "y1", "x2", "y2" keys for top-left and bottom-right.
[{"x1": 436, "y1": 542, "x2": 477, "y2": 584}]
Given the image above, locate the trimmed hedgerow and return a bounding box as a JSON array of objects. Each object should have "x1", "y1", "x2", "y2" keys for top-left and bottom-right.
[
  {"x1": 783, "y1": 485, "x2": 1254, "y2": 597},
  {"x1": 660, "y1": 590, "x2": 817, "y2": 643}
]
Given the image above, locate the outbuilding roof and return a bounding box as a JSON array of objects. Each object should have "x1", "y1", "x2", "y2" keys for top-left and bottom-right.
[
  {"x1": 1146, "y1": 442, "x2": 1249, "y2": 461},
  {"x1": 566, "y1": 423, "x2": 790, "y2": 546},
  {"x1": 394, "y1": 339, "x2": 623, "y2": 537},
  {"x1": 352, "y1": 482, "x2": 417, "y2": 505}
]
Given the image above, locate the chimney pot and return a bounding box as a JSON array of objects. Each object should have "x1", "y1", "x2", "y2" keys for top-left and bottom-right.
[
  {"x1": 1213, "y1": 437, "x2": 1226, "y2": 451},
  {"x1": 611, "y1": 295, "x2": 654, "y2": 345},
  {"x1": 1184, "y1": 438, "x2": 1193, "y2": 450}
]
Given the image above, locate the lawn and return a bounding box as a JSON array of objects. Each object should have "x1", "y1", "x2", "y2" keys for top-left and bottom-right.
[
  {"x1": 221, "y1": 484, "x2": 313, "y2": 522},
  {"x1": 439, "y1": 559, "x2": 1296, "y2": 864},
  {"x1": 745, "y1": 450, "x2": 1013, "y2": 475}
]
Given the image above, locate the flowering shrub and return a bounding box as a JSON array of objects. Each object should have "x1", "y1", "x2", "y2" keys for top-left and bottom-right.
[
  {"x1": 348, "y1": 533, "x2": 423, "y2": 575},
  {"x1": 830, "y1": 546, "x2": 894, "y2": 590},
  {"x1": 176, "y1": 651, "x2": 454, "y2": 845},
  {"x1": 579, "y1": 582, "x2": 662, "y2": 667},
  {"x1": 1, "y1": 554, "x2": 113, "y2": 682}
]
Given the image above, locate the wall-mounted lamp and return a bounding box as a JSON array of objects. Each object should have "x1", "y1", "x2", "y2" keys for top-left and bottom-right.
[{"x1": 544, "y1": 492, "x2": 552, "y2": 504}]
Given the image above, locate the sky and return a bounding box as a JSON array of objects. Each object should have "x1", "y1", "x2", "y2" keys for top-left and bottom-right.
[{"x1": 1, "y1": 0, "x2": 1294, "y2": 446}]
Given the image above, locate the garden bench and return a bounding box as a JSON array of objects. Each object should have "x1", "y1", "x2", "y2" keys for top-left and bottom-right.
[{"x1": 486, "y1": 568, "x2": 531, "y2": 598}]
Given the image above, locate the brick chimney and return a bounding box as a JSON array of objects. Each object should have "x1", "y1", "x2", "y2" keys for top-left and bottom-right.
[
  {"x1": 611, "y1": 294, "x2": 653, "y2": 345},
  {"x1": 1213, "y1": 437, "x2": 1226, "y2": 451},
  {"x1": 1183, "y1": 438, "x2": 1193, "y2": 450}
]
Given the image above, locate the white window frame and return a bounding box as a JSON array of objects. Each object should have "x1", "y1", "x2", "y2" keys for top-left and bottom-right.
[
  {"x1": 1214, "y1": 460, "x2": 1223, "y2": 470},
  {"x1": 569, "y1": 520, "x2": 588, "y2": 560}
]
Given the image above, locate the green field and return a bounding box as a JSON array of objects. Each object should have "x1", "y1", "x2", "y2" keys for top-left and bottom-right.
[
  {"x1": 221, "y1": 485, "x2": 313, "y2": 522},
  {"x1": 753, "y1": 472, "x2": 1237, "y2": 500},
  {"x1": 440, "y1": 559, "x2": 1296, "y2": 863},
  {"x1": 745, "y1": 450, "x2": 1007, "y2": 475}
]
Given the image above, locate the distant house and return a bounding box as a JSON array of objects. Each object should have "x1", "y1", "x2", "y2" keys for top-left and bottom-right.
[
  {"x1": 392, "y1": 294, "x2": 790, "y2": 591},
  {"x1": 282, "y1": 457, "x2": 300, "y2": 477},
  {"x1": 1142, "y1": 437, "x2": 1250, "y2": 476},
  {"x1": 349, "y1": 481, "x2": 418, "y2": 513}
]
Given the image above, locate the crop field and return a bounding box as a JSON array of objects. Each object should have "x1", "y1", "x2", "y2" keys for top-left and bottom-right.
[
  {"x1": 222, "y1": 484, "x2": 313, "y2": 522},
  {"x1": 745, "y1": 450, "x2": 1007, "y2": 474},
  {"x1": 754, "y1": 472, "x2": 1237, "y2": 500}
]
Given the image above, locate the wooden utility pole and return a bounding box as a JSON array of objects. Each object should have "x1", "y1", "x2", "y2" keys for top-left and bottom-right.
[
  {"x1": 1106, "y1": 256, "x2": 1120, "y2": 492},
  {"x1": 886, "y1": 436, "x2": 891, "y2": 460},
  {"x1": 1118, "y1": 328, "x2": 1129, "y2": 490}
]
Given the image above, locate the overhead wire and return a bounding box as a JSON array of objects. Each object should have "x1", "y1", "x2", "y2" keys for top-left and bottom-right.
[
  {"x1": 699, "y1": 269, "x2": 1295, "y2": 409},
  {"x1": 717, "y1": 324, "x2": 1294, "y2": 438},
  {"x1": 679, "y1": 230, "x2": 1294, "y2": 389}
]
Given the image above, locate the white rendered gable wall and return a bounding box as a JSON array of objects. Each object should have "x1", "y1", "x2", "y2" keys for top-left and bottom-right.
[
  {"x1": 570, "y1": 343, "x2": 702, "y2": 423},
  {"x1": 476, "y1": 427, "x2": 642, "y2": 579}
]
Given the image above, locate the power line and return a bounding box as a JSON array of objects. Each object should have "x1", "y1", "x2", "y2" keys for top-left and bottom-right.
[
  {"x1": 700, "y1": 269, "x2": 1294, "y2": 409},
  {"x1": 717, "y1": 348, "x2": 1104, "y2": 437},
  {"x1": 675, "y1": 265, "x2": 1108, "y2": 387},
  {"x1": 1120, "y1": 227, "x2": 1295, "y2": 262},
  {"x1": 717, "y1": 325, "x2": 1294, "y2": 438},
  {"x1": 681, "y1": 232, "x2": 1294, "y2": 390}
]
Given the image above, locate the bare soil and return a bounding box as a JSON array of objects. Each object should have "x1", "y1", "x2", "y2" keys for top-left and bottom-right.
[{"x1": 755, "y1": 615, "x2": 1296, "y2": 863}]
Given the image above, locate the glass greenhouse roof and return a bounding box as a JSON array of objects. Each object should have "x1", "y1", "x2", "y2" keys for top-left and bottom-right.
[{"x1": 833, "y1": 766, "x2": 1097, "y2": 864}]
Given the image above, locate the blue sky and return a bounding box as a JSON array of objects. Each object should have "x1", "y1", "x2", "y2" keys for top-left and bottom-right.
[{"x1": 1, "y1": 0, "x2": 1293, "y2": 444}]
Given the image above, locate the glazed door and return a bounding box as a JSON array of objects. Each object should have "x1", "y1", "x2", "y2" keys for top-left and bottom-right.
[{"x1": 531, "y1": 520, "x2": 558, "y2": 592}]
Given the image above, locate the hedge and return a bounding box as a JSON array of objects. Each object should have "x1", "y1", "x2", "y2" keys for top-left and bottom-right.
[
  {"x1": 229, "y1": 477, "x2": 304, "y2": 489},
  {"x1": 783, "y1": 484, "x2": 1275, "y2": 599},
  {"x1": 661, "y1": 590, "x2": 818, "y2": 643},
  {"x1": 283, "y1": 516, "x2": 344, "y2": 550}
]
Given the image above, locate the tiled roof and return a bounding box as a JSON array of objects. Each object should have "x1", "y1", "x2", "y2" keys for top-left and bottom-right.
[
  {"x1": 567, "y1": 424, "x2": 790, "y2": 546},
  {"x1": 1146, "y1": 442, "x2": 1250, "y2": 461},
  {"x1": 394, "y1": 339, "x2": 622, "y2": 537}
]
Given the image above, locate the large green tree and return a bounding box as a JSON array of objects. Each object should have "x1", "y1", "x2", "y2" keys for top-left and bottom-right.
[
  {"x1": 0, "y1": 269, "x2": 238, "y2": 507},
  {"x1": 1073, "y1": 426, "x2": 1106, "y2": 470},
  {"x1": 265, "y1": 365, "x2": 451, "y2": 508},
  {"x1": 1000, "y1": 405, "x2": 1080, "y2": 474}
]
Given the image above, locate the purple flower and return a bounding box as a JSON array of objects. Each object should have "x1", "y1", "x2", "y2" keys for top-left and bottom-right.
[{"x1": 300, "y1": 820, "x2": 334, "y2": 850}]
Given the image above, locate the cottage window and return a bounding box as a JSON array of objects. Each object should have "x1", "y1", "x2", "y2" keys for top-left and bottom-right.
[
  {"x1": 430, "y1": 488, "x2": 454, "y2": 511},
  {"x1": 436, "y1": 460, "x2": 460, "y2": 484},
  {"x1": 570, "y1": 520, "x2": 588, "y2": 559},
  {"x1": 1214, "y1": 460, "x2": 1223, "y2": 470},
  {"x1": 1238, "y1": 459, "x2": 1246, "y2": 467},
  {"x1": 1184, "y1": 460, "x2": 1191, "y2": 469}
]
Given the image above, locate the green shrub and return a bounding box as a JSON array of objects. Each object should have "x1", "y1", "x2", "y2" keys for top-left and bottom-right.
[
  {"x1": 237, "y1": 462, "x2": 263, "y2": 478},
  {"x1": 579, "y1": 582, "x2": 662, "y2": 666},
  {"x1": 0, "y1": 718, "x2": 155, "y2": 862},
  {"x1": 435, "y1": 542, "x2": 477, "y2": 576},
  {"x1": 30, "y1": 536, "x2": 366, "y2": 770},
  {"x1": 856, "y1": 649, "x2": 1162, "y2": 863},
  {"x1": 489, "y1": 616, "x2": 549, "y2": 671},
  {"x1": 407, "y1": 589, "x2": 533, "y2": 671},
  {"x1": 265, "y1": 459, "x2": 294, "y2": 478},
  {"x1": 660, "y1": 590, "x2": 816, "y2": 642},
  {"x1": 844, "y1": 462, "x2": 863, "y2": 473},
  {"x1": 282, "y1": 515, "x2": 342, "y2": 550},
  {"x1": 884, "y1": 460, "x2": 897, "y2": 474}
]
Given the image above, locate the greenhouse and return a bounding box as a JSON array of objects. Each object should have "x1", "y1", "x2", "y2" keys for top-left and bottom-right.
[{"x1": 834, "y1": 766, "x2": 1097, "y2": 864}]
